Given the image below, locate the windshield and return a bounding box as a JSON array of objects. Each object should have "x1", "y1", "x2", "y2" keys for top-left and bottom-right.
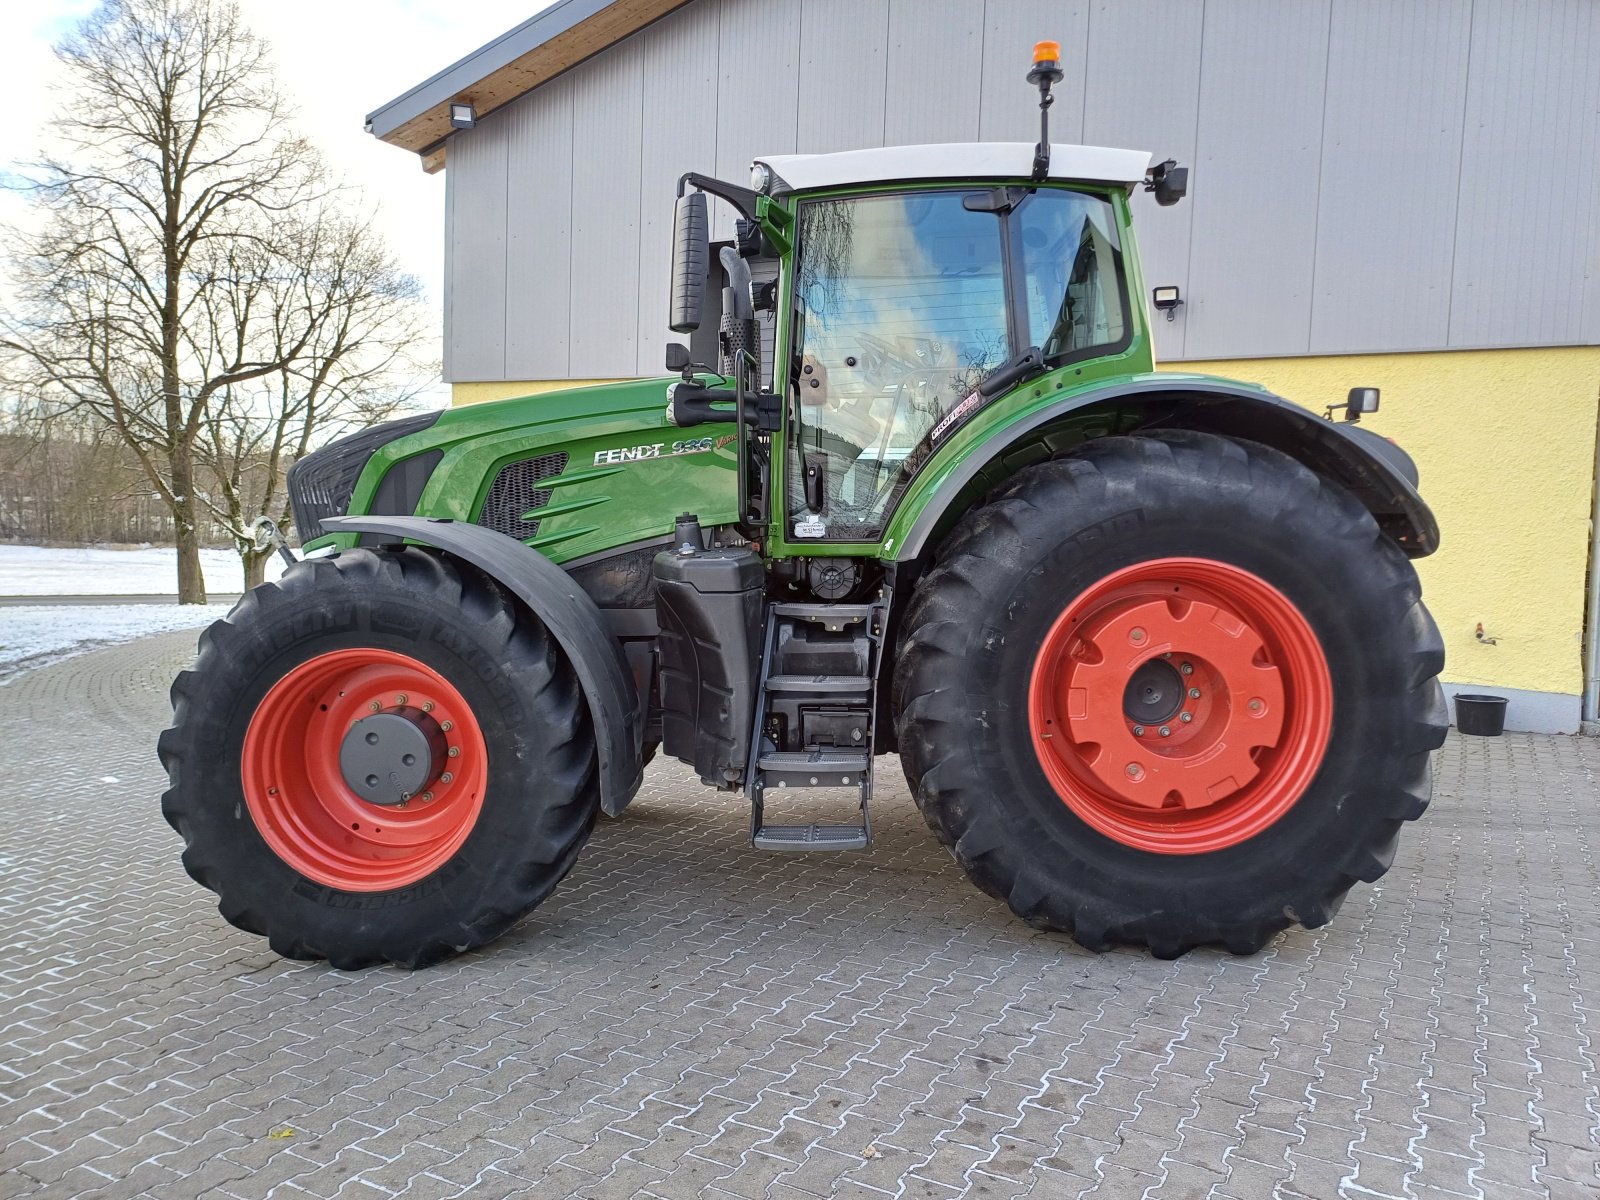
[{"x1": 787, "y1": 186, "x2": 1129, "y2": 543}]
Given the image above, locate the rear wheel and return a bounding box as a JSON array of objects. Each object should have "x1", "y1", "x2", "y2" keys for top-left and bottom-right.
[
  {"x1": 893, "y1": 431, "x2": 1446, "y2": 956},
  {"x1": 160, "y1": 547, "x2": 598, "y2": 969}
]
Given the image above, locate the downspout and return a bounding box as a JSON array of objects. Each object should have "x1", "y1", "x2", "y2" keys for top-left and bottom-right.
[{"x1": 1583, "y1": 385, "x2": 1600, "y2": 733}]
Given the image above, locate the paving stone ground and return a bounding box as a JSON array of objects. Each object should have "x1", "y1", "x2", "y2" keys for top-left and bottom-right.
[{"x1": 2, "y1": 630, "x2": 1599, "y2": 1199}]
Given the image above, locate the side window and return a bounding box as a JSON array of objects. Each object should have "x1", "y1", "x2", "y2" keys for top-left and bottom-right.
[
  {"x1": 790, "y1": 191, "x2": 1009, "y2": 540},
  {"x1": 1016, "y1": 191, "x2": 1128, "y2": 362}
]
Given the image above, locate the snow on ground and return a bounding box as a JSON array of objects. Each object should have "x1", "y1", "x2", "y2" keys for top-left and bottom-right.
[
  {"x1": 0, "y1": 603, "x2": 228, "y2": 682},
  {"x1": 0, "y1": 544, "x2": 286, "y2": 596}
]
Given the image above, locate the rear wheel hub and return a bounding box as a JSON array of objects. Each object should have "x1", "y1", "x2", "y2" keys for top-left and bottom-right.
[{"x1": 1028, "y1": 557, "x2": 1333, "y2": 855}]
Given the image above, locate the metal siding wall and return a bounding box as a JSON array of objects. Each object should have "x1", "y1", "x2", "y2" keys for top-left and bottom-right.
[
  {"x1": 796, "y1": 0, "x2": 890, "y2": 154},
  {"x1": 504, "y1": 77, "x2": 576, "y2": 380},
  {"x1": 884, "y1": 0, "x2": 984, "y2": 144},
  {"x1": 1183, "y1": 0, "x2": 1331, "y2": 360},
  {"x1": 714, "y1": 0, "x2": 801, "y2": 239},
  {"x1": 444, "y1": 0, "x2": 1600, "y2": 380},
  {"x1": 1310, "y1": 0, "x2": 1471, "y2": 354},
  {"x1": 1449, "y1": 0, "x2": 1600, "y2": 348},
  {"x1": 979, "y1": 0, "x2": 1087, "y2": 144},
  {"x1": 445, "y1": 123, "x2": 509, "y2": 381},
  {"x1": 567, "y1": 42, "x2": 645, "y2": 377},
  {"x1": 636, "y1": 2, "x2": 723, "y2": 373},
  {"x1": 1081, "y1": 0, "x2": 1205, "y2": 361}
]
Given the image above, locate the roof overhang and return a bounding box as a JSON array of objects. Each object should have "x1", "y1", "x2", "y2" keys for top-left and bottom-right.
[
  {"x1": 755, "y1": 144, "x2": 1154, "y2": 195},
  {"x1": 366, "y1": 0, "x2": 689, "y2": 173}
]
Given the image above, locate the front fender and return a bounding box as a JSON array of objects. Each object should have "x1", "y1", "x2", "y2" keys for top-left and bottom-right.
[
  {"x1": 322, "y1": 516, "x2": 644, "y2": 817},
  {"x1": 893, "y1": 375, "x2": 1439, "y2": 562}
]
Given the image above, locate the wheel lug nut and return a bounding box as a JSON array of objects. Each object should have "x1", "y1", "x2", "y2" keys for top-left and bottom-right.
[
  {"x1": 1179, "y1": 663, "x2": 1193, "y2": 675},
  {"x1": 447, "y1": 746, "x2": 460, "y2": 758},
  {"x1": 369, "y1": 700, "x2": 382, "y2": 713},
  {"x1": 1129, "y1": 627, "x2": 1146, "y2": 644},
  {"x1": 422, "y1": 701, "x2": 434, "y2": 713},
  {"x1": 1179, "y1": 712, "x2": 1193, "y2": 724},
  {"x1": 1159, "y1": 726, "x2": 1171, "y2": 737},
  {"x1": 1188, "y1": 688, "x2": 1201, "y2": 699},
  {"x1": 1249, "y1": 698, "x2": 1264, "y2": 714},
  {"x1": 396, "y1": 694, "x2": 407, "y2": 705},
  {"x1": 421, "y1": 791, "x2": 435, "y2": 803},
  {"x1": 1125, "y1": 763, "x2": 1143, "y2": 780},
  {"x1": 440, "y1": 772, "x2": 453, "y2": 784},
  {"x1": 441, "y1": 720, "x2": 454, "y2": 732},
  {"x1": 1132, "y1": 724, "x2": 1145, "y2": 737}
]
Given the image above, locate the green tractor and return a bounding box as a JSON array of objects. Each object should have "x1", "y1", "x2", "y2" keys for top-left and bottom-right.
[{"x1": 160, "y1": 46, "x2": 1445, "y2": 968}]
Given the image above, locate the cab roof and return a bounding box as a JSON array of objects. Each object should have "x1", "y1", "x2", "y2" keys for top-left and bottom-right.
[{"x1": 755, "y1": 143, "x2": 1153, "y2": 195}]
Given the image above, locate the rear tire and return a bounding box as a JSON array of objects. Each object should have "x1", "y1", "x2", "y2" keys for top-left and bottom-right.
[
  {"x1": 892, "y1": 431, "x2": 1446, "y2": 957},
  {"x1": 159, "y1": 547, "x2": 598, "y2": 969}
]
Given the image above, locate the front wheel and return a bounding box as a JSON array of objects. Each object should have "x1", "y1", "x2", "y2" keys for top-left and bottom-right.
[
  {"x1": 893, "y1": 431, "x2": 1446, "y2": 957},
  {"x1": 159, "y1": 547, "x2": 598, "y2": 969}
]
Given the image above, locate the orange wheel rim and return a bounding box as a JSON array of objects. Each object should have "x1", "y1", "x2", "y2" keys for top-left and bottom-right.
[
  {"x1": 240, "y1": 648, "x2": 488, "y2": 891},
  {"x1": 1028, "y1": 558, "x2": 1333, "y2": 854}
]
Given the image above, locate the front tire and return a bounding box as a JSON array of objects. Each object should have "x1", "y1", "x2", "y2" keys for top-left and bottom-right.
[
  {"x1": 893, "y1": 431, "x2": 1446, "y2": 957},
  {"x1": 159, "y1": 547, "x2": 598, "y2": 969}
]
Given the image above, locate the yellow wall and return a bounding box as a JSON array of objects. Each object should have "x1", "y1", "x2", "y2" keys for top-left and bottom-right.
[
  {"x1": 1170, "y1": 348, "x2": 1600, "y2": 698},
  {"x1": 455, "y1": 347, "x2": 1600, "y2": 698},
  {"x1": 452, "y1": 379, "x2": 625, "y2": 405}
]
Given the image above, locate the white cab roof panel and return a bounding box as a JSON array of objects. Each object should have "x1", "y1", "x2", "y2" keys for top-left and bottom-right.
[{"x1": 755, "y1": 143, "x2": 1152, "y2": 194}]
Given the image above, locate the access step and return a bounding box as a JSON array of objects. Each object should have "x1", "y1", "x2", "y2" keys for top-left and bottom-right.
[
  {"x1": 752, "y1": 823, "x2": 870, "y2": 851},
  {"x1": 757, "y1": 749, "x2": 870, "y2": 787},
  {"x1": 765, "y1": 674, "x2": 871, "y2": 695},
  {"x1": 770, "y1": 603, "x2": 874, "y2": 630}
]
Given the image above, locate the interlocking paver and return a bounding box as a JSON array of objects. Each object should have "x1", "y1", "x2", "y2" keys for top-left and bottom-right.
[{"x1": 1, "y1": 630, "x2": 1598, "y2": 1198}]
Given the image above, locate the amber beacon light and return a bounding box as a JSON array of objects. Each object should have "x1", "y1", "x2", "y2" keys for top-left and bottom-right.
[{"x1": 1027, "y1": 41, "x2": 1065, "y2": 179}]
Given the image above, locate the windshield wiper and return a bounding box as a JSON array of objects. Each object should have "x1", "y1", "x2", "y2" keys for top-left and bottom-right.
[{"x1": 977, "y1": 346, "x2": 1046, "y2": 398}]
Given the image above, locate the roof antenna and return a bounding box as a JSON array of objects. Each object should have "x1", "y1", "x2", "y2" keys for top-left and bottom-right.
[{"x1": 1028, "y1": 41, "x2": 1064, "y2": 182}]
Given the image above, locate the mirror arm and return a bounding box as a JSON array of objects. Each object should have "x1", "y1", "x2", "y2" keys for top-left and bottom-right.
[{"x1": 677, "y1": 172, "x2": 760, "y2": 223}]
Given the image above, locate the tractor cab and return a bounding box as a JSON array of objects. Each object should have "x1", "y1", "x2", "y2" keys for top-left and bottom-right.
[{"x1": 666, "y1": 141, "x2": 1163, "y2": 551}]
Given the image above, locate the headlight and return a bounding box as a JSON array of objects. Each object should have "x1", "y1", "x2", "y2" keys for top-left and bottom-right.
[{"x1": 750, "y1": 162, "x2": 772, "y2": 193}]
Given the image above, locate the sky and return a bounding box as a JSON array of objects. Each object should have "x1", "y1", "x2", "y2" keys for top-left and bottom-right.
[{"x1": 0, "y1": 1, "x2": 555, "y2": 395}]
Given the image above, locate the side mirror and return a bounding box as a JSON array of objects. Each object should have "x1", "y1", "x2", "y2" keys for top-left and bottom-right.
[
  {"x1": 1344, "y1": 387, "x2": 1380, "y2": 422},
  {"x1": 669, "y1": 191, "x2": 709, "y2": 333}
]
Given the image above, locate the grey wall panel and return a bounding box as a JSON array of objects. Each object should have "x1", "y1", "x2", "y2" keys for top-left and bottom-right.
[
  {"x1": 979, "y1": 0, "x2": 1087, "y2": 144},
  {"x1": 1310, "y1": 0, "x2": 1471, "y2": 354},
  {"x1": 714, "y1": 0, "x2": 800, "y2": 239},
  {"x1": 504, "y1": 77, "x2": 576, "y2": 380},
  {"x1": 447, "y1": 0, "x2": 1600, "y2": 381},
  {"x1": 884, "y1": 0, "x2": 984, "y2": 144},
  {"x1": 1183, "y1": 0, "x2": 1331, "y2": 360},
  {"x1": 445, "y1": 121, "x2": 509, "y2": 382},
  {"x1": 796, "y1": 0, "x2": 890, "y2": 154},
  {"x1": 1081, "y1": 0, "x2": 1204, "y2": 361},
  {"x1": 567, "y1": 42, "x2": 645, "y2": 378},
  {"x1": 1450, "y1": 0, "x2": 1600, "y2": 348},
  {"x1": 636, "y1": 2, "x2": 723, "y2": 374}
]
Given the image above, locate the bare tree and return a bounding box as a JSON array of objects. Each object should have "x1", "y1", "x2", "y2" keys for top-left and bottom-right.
[
  {"x1": 0, "y1": 0, "x2": 428, "y2": 602},
  {"x1": 196, "y1": 209, "x2": 431, "y2": 586}
]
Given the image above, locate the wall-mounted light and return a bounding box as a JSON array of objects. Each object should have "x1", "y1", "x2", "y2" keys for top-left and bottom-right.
[
  {"x1": 449, "y1": 102, "x2": 476, "y2": 130},
  {"x1": 1152, "y1": 285, "x2": 1183, "y2": 321}
]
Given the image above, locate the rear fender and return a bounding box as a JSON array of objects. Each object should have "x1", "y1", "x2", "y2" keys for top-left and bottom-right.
[
  {"x1": 896, "y1": 378, "x2": 1439, "y2": 563},
  {"x1": 322, "y1": 516, "x2": 644, "y2": 816}
]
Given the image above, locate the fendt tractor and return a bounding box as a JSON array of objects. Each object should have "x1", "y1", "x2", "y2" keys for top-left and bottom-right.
[{"x1": 160, "y1": 44, "x2": 1446, "y2": 969}]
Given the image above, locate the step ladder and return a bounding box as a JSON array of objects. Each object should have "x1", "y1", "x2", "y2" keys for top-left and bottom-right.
[{"x1": 745, "y1": 599, "x2": 888, "y2": 851}]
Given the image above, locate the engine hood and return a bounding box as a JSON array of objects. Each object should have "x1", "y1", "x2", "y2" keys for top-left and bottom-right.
[{"x1": 307, "y1": 377, "x2": 741, "y2": 564}]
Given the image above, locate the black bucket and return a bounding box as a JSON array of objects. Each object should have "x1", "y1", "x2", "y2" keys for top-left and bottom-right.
[{"x1": 1454, "y1": 693, "x2": 1508, "y2": 737}]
